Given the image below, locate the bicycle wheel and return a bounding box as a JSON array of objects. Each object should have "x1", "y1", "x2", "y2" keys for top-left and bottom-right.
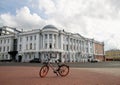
[
  {"x1": 39, "y1": 65, "x2": 49, "y2": 78},
  {"x1": 58, "y1": 64, "x2": 69, "y2": 77}
]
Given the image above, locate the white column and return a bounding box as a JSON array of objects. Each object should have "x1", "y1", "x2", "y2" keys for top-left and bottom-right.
[
  {"x1": 61, "y1": 53, "x2": 65, "y2": 63},
  {"x1": 52, "y1": 34, "x2": 54, "y2": 49},
  {"x1": 56, "y1": 34, "x2": 58, "y2": 49},
  {"x1": 61, "y1": 34, "x2": 63, "y2": 49},
  {"x1": 57, "y1": 53, "x2": 59, "y2": 59},
  {"x1": 68, "y1": 36, "x2": 70, "y2": 51},
  {"x1": 47, "y1": 34, "x2": 49, "y2": 49},
  {"x1": 70, "y1": 53, "x2": 72, "y2": 62},
  {"x1": 39, "y1": 34, "x2": 42, "y2": 50},
  {"x1": 36, "y1": 34, "x2": 39, "y2": 51},
  {"x1": 36, "y1": 52, "x2": 39, "y2": 58},
  {"x1": 43, "y1": 34, "x2": 45, "y2": 49},
  {"x1": 41, "y1": 53, "x2": 44, "y2": 62}
]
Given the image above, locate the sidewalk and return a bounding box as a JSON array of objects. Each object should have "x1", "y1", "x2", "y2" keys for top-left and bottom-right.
[{"x1": 0, "y1": 66, "x2": 120, "y2": 85}]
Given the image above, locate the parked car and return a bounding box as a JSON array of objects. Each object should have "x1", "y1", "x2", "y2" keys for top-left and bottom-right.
[
  {"x1": 29, "y1": 58, "x2": 41, "y2": 63},
  {"x1": 90, "y1": 59, "x2": 100, "y2": 63},
  {"x1": 0, "y1": 59, "x2": 12, "y2": 62}
]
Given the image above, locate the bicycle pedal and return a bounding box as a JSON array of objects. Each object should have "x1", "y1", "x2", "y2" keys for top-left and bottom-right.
[{"x1": 56, "y1": 73, "x2": 58, "y2": 76}]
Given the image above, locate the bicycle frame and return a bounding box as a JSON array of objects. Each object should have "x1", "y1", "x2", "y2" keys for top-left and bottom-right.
[
  {"x1": 48, "y1": 62, "x2": 57, "y2": 71},
  {"x1": 46, "y1": 59, "x2": 60, "y2": 70}
]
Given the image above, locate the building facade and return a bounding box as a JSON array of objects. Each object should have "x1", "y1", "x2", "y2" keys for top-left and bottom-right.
[
  {"x1": 94, "y1": 41, "x2": 105, "y2": 61},
  {"x1": 0, "y1": 25, "x2": 104, "y2": 63},
  {"x1": 0, "y1": 34, "x2": 13, "y2": 60},
  {"x1": 105, "y1": 49, "x2": 120, "y2": 61}
]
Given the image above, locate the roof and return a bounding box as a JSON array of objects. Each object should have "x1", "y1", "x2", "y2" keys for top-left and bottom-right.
[{"x1": 42, "y1": 25, "x2": 58, "y2": 30}]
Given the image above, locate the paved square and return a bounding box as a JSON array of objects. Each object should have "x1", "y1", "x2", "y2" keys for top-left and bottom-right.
[{"x1": 0, "y1": 66, "x2": 120, "y2": 85}]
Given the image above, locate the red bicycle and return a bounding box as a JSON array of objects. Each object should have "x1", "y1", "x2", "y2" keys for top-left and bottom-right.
[{"x1": 39, "y1": 59, "x2": 69, "y2": 78}]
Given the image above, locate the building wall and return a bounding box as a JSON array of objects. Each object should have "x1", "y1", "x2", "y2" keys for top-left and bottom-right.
[
  {"x1": 0, "y1": 35, "x2": 14, "y2": 60},
  {"x1": 0, "y1": 25, "x2": 104, "y2": 63},
  {"x1": 94, "y1": 41, "x2": 105, "y2": 61},
  {"x1": 105, "y1": 50, "x2": 120, "y2": 61}
]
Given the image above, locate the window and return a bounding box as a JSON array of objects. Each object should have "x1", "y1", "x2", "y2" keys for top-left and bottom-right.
[
  {"x1": 54, "y1": 34, "x2": 56, "y2": 40},
  {"x1": 34, "y1": 35, "x2": 36, "y2": 40},
  {"x1": 29, "y1": 55, "x2": 31, "y2": 59},
  {"x1": 90, "y1": 42, "x2": 92, "y2": 46},
  {"x1": 45, "y1": 34, "x2": 47, "y2": 39},
  {"x1": 74, "y1": 39, "x2": 75, "y2": 43},
  {"x1": 20, "y1": 37, "x2": 22, "y2": 42},
  {"x1": 70, "y1": 38, "x2": 72, "y2": 43},
  {"x1": 4, "y1": 39, "x2": 6, "y2": 43},
  {"x1": 19, "y1": 44, "x2": 22, "y2": 51},
  {"x1": 77, "y1": 46, "x2": 78, "y2": 50},
  {"x1": 7, "y1": 46, "x2": 9, "y2": 51},
  {"x1": 54, "y1": 43, "x2": 56, "y2": 48},
  {"x1": 26, "y1": 37, "x2": 28, "y2": 41},
  {"x1": 2, "y1": 55, "x2": 4, "y2": 59},
  {"x1": 1, "y1": 40, "x2": 2, "y2": 44},
  {"x1": 30, "y1": 43, "x2": 32, "y2": 49},
  {"x1": 25, "y1": 55, "x2": 27, "y2": 59},
  {"x1": 86, "y1": 48, "x2": 89, "y2": 53},
  {"x1": 49, "y1": 43, "x2": 52, "y2": 49},
  {"x1": 49, "y1": 34, "x2": 52, "y2": 39},
  {"x1": 6, "y1": 55, "x2": 8, "y2": 59},
  {"x1": 71, "y1": 45, "x2": 72, "y2": 50},
  {"x1": 30, "y1": 36, "x2": 32, "y2": 41},
  {"x1": 3, "y1": 46, "x2": 5, "y2": 52},
  {"x1": 45, "y1": 43, "x2": 47, "y2": 49},
  {"x1": 66, "y1": 45, "x2": 68, "y2": 51},
  {"x1": 66, "y1": 37, "x2": 68, "y2": 42},
  {"x1": 0, "y1": 47, "x2": 1, "y2": 52},
  {"x1": 8, "y1": 39, "x2": 9, "y2": 43},
  {"x1": 74, "y1": 45, "x2": 75, "y2": 50},
  {"x1": 26, "y1": 44, "x2": 28, "y2": 50}
]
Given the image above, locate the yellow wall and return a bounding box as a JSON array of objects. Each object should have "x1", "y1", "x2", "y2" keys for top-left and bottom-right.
[{"x1": 106, "y1": 50, "x2": 120, "y2": 59}]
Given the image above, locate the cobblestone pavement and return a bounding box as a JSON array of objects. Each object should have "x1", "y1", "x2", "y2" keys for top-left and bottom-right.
[
  {"x1": 0, "y1": 66, "x2": 120, "y2": 85},
  {"x1": 78, "y1": 68, "x2": 120, "y2": 77}
]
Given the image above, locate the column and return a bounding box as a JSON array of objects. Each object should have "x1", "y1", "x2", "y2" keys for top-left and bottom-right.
[
  {"x1": 61, "y1": 34, "x2": 63, "y2": 50},
  {"x1": 55, "y1": 34, "x2": 57, "y2": 49},
  {"x1": 36, "y1": 34, "x2": 39, "y2": 51},
  {"x1": 41, "y1": 53, "x2": 44, "y2": 62},
  {"x1": 36, "y1": 52, "x2": 39, "y2": 58},
  {"x1": 57, "y1": 53, "x2": 59, "y2": 59},
  {"x1": 39, "y1": 33, "x2": 42, "y2": 50},
  {"x1": 56, "y1": 34, "x2": 59, "y2": 49},
  {"x1": 52, "y1": 34, "x2": 54, "y2": 49},
  {"x1": 68, "y1": 36, "x2": 70, "y2": 51},
  {"x1": 43, "y1": 34, "x2": 45, "y2": 49},
  {"x1": 47, "y1": 34, "x2": 49, "y2": 49},
  {"x1": 61, "y1": 53, "x2": 65, "y2": 63}
]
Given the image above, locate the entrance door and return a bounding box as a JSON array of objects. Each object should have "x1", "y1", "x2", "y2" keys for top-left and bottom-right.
[{"x1": 18, "y1": 55, "x2": 22, "y2": 62}]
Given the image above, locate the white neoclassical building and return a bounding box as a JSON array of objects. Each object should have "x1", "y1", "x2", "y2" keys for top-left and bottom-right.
[{"x1": 0, "y1": 25, "x2": 102, "y2": 63}]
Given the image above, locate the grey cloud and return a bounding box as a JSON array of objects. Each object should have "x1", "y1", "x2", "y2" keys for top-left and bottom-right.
[
  {"x1": 109, "y1": 0, "x2": 120, "y2": 11},
  {"x1": 0, "y1": 6, "x2": 45, "y2": 30}
]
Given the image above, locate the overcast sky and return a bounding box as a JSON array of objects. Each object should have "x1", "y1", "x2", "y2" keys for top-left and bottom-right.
[{"x1": 0, "y1": 0, "x2": 120, "y2": 51}]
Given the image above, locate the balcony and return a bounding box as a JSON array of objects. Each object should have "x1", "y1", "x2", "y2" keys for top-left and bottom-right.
[{"x1": 39, "y1": 48, "x2": 63, "y2": 53}]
